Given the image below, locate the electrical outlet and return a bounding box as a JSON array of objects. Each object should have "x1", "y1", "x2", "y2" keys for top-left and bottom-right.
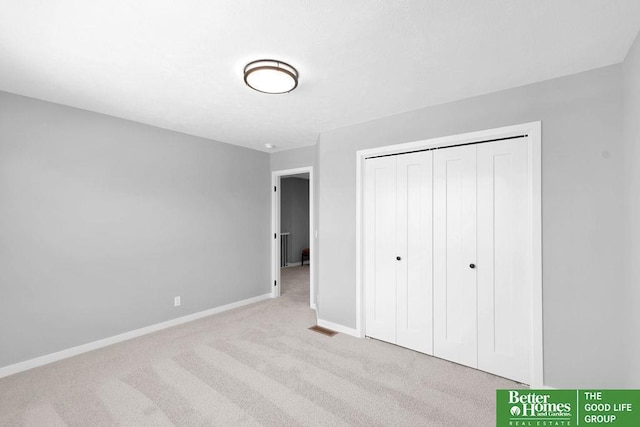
[{"x1": 174, "y1": 296, "x2": 181, "y2": 307}]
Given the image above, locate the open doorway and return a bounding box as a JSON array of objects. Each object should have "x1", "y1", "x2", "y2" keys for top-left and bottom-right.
[{"x1": 271, "y1": 167, "x2": 315, "y2": 310}]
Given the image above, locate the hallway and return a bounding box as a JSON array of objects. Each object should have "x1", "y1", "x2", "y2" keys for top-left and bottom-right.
[{"x1": 280, "y1": 265, "x2": 310, "y2": 307}]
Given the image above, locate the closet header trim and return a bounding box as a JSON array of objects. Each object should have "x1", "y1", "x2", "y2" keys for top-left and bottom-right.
[{"x1": 365, "y1": 134, "x2": 528, "y2": 159}]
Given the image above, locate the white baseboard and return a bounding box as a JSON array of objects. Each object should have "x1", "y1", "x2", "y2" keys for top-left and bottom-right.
[
  {"x1": 0, "y1": 293, "x2": 271, "y2": 379},
  {"x1": 317, "y1": 318, "x2": 360, "y2": 338}
]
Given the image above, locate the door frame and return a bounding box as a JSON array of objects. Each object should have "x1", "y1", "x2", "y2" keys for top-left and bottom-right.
[
  {"x1": 355, "y1": 121, "x2": 543, "y2": 387},
  {"x1": 271, "y1": 166, "x2": 315, "y2": 310}
]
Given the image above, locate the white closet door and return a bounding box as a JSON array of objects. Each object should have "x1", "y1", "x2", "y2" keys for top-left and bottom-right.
[
  {"x1": 433, "y1": 145, "x2": 478, "y2": 368},
  {"x1": 396, "y1": 152, "x2": 433, "y2": 354},
  {"x1": 477, "y1": 138, "x2": 530, "y2": 383},
  {"x1": 365, "y1": 156, "x2": 397, "y2": 343}
]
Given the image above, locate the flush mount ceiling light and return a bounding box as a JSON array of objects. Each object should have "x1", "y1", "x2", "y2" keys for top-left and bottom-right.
[{"x1": 244, "y1": 59, "x2": 298, "y2": 94}]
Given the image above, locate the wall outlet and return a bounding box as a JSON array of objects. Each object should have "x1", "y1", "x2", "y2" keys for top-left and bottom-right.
[{"x1": 174, "y1": 296, "x2": 181, "y2": 307}]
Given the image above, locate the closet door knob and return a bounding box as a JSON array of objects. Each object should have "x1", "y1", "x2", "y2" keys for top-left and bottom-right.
[
  {"x1": 396, "y1": 256, "x2": 402, "y2": 261},
  {"x1": 469, "y1": 263, "x2": 476, "y2": 269}
]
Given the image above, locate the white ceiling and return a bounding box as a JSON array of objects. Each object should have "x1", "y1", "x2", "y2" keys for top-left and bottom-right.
[{"x1": 1, "y1": 1, "x2": 639, "y2": 152}]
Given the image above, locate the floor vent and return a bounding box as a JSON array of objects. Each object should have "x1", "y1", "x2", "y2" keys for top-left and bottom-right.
[{"x1": 308, "y1": 325, "x2": 338, "y2": 337}]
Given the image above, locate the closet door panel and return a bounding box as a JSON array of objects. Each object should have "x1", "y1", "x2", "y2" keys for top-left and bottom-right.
[
  {"x1": 477, "y1": 138, "x2": 530, "y2": 383},
  {"x1": 433, "y1": 145, "x2": 477, "y2": 368},
  {"x1": 364, "y1": 156, "x2": 397, "y2": 343},
  {"x1": 396, "y1": 151, "x2": 433, "y2": 354}
]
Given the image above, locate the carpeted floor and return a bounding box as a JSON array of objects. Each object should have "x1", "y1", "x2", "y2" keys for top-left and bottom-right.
[{"x1": 0, "y1": 265, "x2": 520, "y2": 426}]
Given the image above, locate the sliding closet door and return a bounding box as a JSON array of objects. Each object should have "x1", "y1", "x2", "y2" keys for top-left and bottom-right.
[
  {"x1": 396, "y1": 152, "x2": 433, "y2": 354},
  {"x1": 433, "y1": 145, "x2": 477, "y2": 368},
  {"x1": 477, "y1": 138, "x2": 530, "y2": 383},
  {"x1": 364, "y1": 156, "x2": 397, "y2": 343}
]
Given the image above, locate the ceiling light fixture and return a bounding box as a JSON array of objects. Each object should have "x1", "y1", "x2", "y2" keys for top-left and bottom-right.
[
  {"x1": 264, "y1": 143, "x2": 275, "y2": 149},
  {"x1": 244, "y1": 59, "x2": 298, "y2": 94}
]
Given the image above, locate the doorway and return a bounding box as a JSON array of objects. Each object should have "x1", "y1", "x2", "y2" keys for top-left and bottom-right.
[{"x1": 271, "y1": 167, "x2": 315, "y2": 310}]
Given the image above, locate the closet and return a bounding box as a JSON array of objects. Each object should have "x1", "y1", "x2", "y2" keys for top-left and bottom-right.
[{"x1": 364, "y1": 137, "x2": 531, "y2": 384}]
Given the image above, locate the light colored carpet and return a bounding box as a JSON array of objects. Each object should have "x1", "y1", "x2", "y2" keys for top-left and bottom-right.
[{"x1": 0, "y1": 266, "x2": 520, "y2": 426}]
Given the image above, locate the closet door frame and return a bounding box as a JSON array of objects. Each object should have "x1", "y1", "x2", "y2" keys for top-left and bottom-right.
[{"x1": 355, "y1": 121, "x2": 543, "y2": 387}]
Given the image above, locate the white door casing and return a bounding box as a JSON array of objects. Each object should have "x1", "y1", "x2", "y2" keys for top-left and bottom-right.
[{"x1": 271, "y1": 167, "x2": 315, "y2": 309}]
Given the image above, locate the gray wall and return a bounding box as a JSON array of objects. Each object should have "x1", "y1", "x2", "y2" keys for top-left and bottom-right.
[
  {"x1": 316, "y1": 65, "x2": 629, "y2": 388},
  {"x1": 623, "y1": 32, "x2": 640, "y2": 385},
  {"x1": 0, "y1": 91, "x2": 271, "y2": 369},
  {"x1": 270, "y1": 145, "x2": 315, "y2": 172},
  {"x1": 280, "y1": 178, "x2": 310, "y2": 265}
]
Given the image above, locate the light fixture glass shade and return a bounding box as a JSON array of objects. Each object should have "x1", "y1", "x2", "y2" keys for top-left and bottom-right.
[{"x1": 244, "y1": 60, "x2": 298, "y2": 94}]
